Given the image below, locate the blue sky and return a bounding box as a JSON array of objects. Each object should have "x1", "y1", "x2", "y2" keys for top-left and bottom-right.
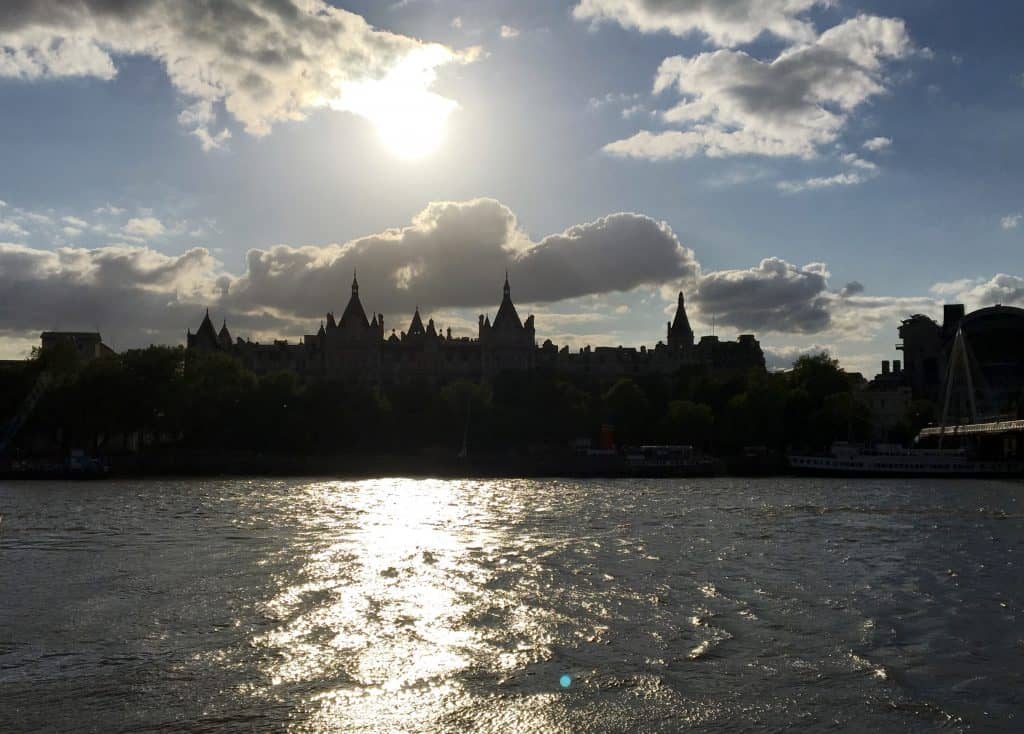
[{"x1": 0, "y1": 0, "x2": 1022, "y2": 373}]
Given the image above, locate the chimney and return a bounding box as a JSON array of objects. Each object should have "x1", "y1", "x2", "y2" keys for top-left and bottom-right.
[
  {"x1": 893, "y1": 359, "x2": 901, "y2": 374},
  {"x1": 881, "y1": 360, "x2": 890, "y2": 375},
  {"x1": 943, "y1": 304, "x2": 965, "y2": 331}
]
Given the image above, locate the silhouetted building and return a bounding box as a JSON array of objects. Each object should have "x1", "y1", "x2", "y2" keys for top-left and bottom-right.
[
  {"x1": 187, "y1": 276, "x2": 765, "y2": 384},
  {"x1": 39, "y1": 331, "x2": 115, "y2": 362},
  {"x1": 893, "y1": 303, "x2": 1024, "y2": 410}
]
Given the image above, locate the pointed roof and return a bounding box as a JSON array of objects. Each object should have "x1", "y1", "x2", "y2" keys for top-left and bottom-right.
[
  {"x1": 388, "y1": 329, "x2": 400, "y2": 343},
  {"x1": 326, "y1": 311, "x2": 337, "y2": 329},
  {"x1": 670, "y1": 292, "x2": 693, "y2": 335},
  {"x1": 492, "y1": 272, "x2": 523, "y2": 330},
  {"x1": 339, "y1": 272, "x2": 369, "y2": 328},
  {"x1": 426, "y1": 318, "x2": 437, "y2": 338},
  {"x1": 317, "y1": 320, "x2": 326, "y2": 337},
  {"x1": 197, "y1": 308, "x2": 218, "y2": 339},
  {"x1": 408, "y1": 307, "x2": 426, "y2": 337},
  {"x1": 218, "y1": 319, "x2": 232, "y2": 347}
]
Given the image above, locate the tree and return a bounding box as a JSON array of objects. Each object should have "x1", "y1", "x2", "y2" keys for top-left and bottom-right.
[
  {"x1": 604, "y1": 378, "x2": 650, "y2": 445},
  {"x1": 664, "y1": 400, "x2": 714, "y2": 447},
  {"x1": 789, "y1": 352, "x2": 850, "y2": 404}
]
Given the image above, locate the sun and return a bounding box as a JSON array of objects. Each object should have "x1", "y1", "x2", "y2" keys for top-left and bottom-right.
[{"x1": 336, "y1": 51, "x2": 458, "y2": 160}]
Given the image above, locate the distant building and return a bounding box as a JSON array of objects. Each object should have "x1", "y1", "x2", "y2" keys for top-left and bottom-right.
[
  {"x1": 896, "y1": 304, "x2": 1024, "y2": 410},
  {"x1": 39, "y1": 331, "x2": 115, "y2": 362},
  {"x1": 187, "y1": 274, "x2": 765, "y2": 384},
  {"x1": 861, "y1": 359, "x2": 912, "y2": 439}
]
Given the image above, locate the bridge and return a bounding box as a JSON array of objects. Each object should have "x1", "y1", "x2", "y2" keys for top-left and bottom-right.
[{"x1": 918, "y1": 419, "x2": 1024, "y2": 441}]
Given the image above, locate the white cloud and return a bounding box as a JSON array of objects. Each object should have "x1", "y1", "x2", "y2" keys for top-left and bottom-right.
[
  {"x1": 862, "y1": 136, "x2": 892, "y2": 151},
  {"x1": 604, "y1": 15, "x2": 917, "y2": 161},
  {"x1": 777, "y1": 171, "x2": 867, "y2": 193},
  {"x1": 94, "y1": 204, "x2": 126, "y2": 216},
  {"x1": 122, "y1": 217, "x2": 166, "y2": 239},
  {"x1": 0, "y1": 219, "x2": 29, "y2": 238},
  {"x1": 451, "y1": 17, "x2": 463, "y2": 30},
  {"x1": 1001, "y1": 214, "x2": 1022, "y2": 230},
  {"x1": 500, "y1": 25, "x2": 520, "y2": 39},
  {"x1": 841, "y1": 153, "x2": 877, "y2": 171},
  {"x1": 931, "y1": 274, "x2": 1024, "y2": 310},
  {"x1": 573, "y1": 0, "x2": 824, "y2": 47},
  {"x1": 0, "y1": 0, "x2": 474, "y2": 149}
]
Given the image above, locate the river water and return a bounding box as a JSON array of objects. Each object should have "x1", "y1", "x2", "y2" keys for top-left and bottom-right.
[{"x1": 0, "y1": 478, "x2": 1021, "y2": 732}]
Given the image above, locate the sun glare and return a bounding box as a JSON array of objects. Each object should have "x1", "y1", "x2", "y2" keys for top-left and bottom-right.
[{"x1": 337, "y1": 51, "x2": 457, "y2": 160}]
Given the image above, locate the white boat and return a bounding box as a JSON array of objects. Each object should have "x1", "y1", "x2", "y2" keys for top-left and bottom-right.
[{"x1": 788, "y1": 442, "x2": 1024, "y2": 477}]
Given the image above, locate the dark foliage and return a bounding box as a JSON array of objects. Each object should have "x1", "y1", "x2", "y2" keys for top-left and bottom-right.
[{"x1": 0, "y1": 348, "x2": 927, "y2": 456}]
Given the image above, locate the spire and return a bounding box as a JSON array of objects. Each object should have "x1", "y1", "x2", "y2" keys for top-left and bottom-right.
[
  {"x1": 218, "y1": 318, "x2": 232, "y2": 348},
  {"x1": 408, "y1": 307, "x2": 426, "y2": 337},
  {"x1": 339, "y1": 272, "x2": 369, "y2": 329},
  {"x1": 193, "y1": 308, "x2": 219, "y2": 350},
  {"x1": 668, "y1": 291, "x2": 694, "y2": 349},
  {"x1": 493, "y1": 273, "x2": 522, "y2": 330}
]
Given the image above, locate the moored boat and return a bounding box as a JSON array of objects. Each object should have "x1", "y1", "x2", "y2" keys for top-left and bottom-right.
[{"x1": 788, "y1": 442, "x2": 1024, "y2": 477}]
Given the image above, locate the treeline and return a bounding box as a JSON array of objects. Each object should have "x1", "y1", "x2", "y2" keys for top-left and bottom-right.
[{"x1": 0, "y1": 343, "x2": 937, "y2": 457}]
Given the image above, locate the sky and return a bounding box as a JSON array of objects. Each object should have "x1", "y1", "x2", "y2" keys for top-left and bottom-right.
[{"x1": 1, "y1": 0, "x2": 1023, "y2": 375}]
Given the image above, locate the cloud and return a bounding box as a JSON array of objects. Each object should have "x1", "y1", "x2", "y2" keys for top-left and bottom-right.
[
  {"x1": 603, "y1": 15, "x2": 916, "y2": 161},
  {"x1": 841, "y1": 153, "x2": 877, "y2": 171},
  {"x1": 0, "y1": 219, "x2": 29, "y2": 238},
  {"x1": 1001, "y1": 214, "x2": 1022, "y2": 230},
  {"x1": 0, "y1": 198, "x2": 699, "y2": 348},
  {"x1": 931, "y1": 274, "x2": 1024, "y2": 310},
  {"x1": 762, "y1": 342, "x2": 836, "y2": 371},
  {"x1": 223, "y1": 198, "x2": 699, "y2": 318},
  {"x1": 122, "y1": 216, "x2": 166, "y2": 239},
  {"x1": 0, "y1": 242, "x2": 226, "y2": 348},
  {"x1": 694, "y1": 258, "x2": 832, "y2": 333},
  {"x1": 573, "y1": 0, "x2": 824, "y2": 47},
  {"x1": 0, "y1": 0, "x2": 473, "y2": 148},
  {"x1": 777, "y1": 171, "x2": 867, "y2": 193},
  {"x1": 862, "y1": 136, "x2": 892, "y2": 151},
  {"x1": 500, "y1": 25, "x2": 520, "y2": 39},
  {"x1": 839, "y1": 280, "x2": 864, "y2": 297},
  {"x1": 691, "y1": 258, "x2": 935, "y2": 340}
]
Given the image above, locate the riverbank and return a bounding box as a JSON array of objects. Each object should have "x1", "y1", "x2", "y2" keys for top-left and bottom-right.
[{"x1": 0, "y1": 449, "x2": 789, "y2": 479}]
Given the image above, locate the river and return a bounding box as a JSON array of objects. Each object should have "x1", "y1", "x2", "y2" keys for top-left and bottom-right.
[{"x1": 1, "y1": 478, "x2": 1021, "y2": 732}]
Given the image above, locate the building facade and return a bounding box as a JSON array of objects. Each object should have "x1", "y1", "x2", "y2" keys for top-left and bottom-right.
[{"x1": 188, "y1": 275, "x2": 765, "y2": 383}]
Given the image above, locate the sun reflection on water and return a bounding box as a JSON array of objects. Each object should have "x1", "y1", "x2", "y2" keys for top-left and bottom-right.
[{"x1": 252, "y1": 479, "x2": 528, "y2": 731}]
